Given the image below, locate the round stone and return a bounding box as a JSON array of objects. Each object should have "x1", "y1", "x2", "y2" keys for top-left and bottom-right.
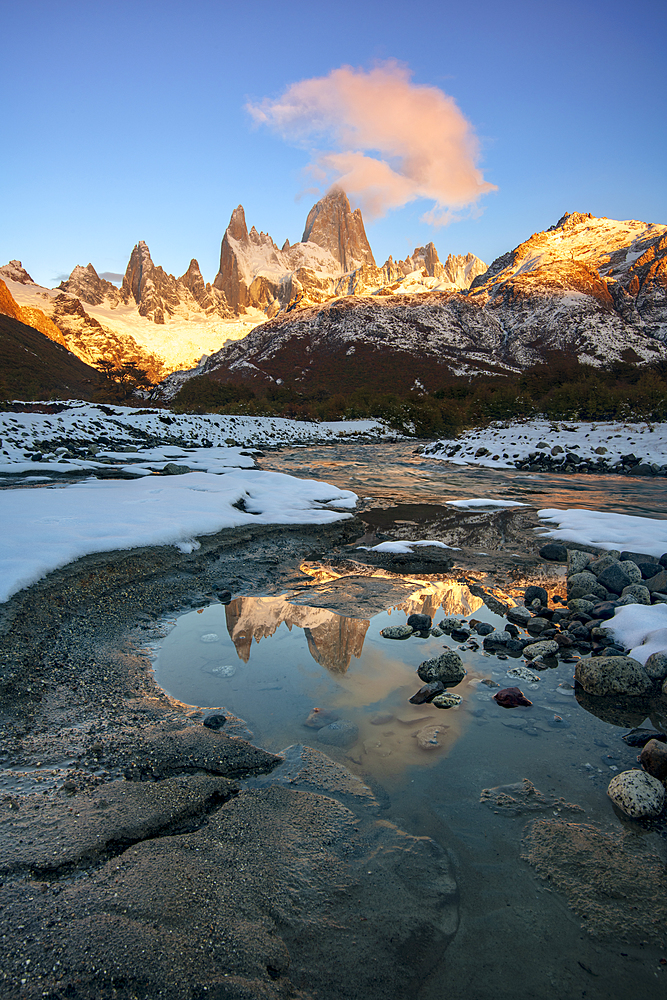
[
  {"x1": 574, "y1": 655, "x2": 652, "y2": 696},
  {"x1": 607, "y1": 770, "x2": 665, "y2": 818},
  {"x1": 200, "y1": 633, "x2": 220, "y2": 643},
  {"x1": 380, "y1": 625, "x2": 414, "y2": 639},
  {"x1": 523, "y1": 640, "x2": 559, "y2": 659},
  {"x1": 640, "y1": 739, "x2": 667, "y2": 780},
  {"x1": 645, "y1": 651, "x2": 667, "y2": 681},
  {"x1": 417, "y1": 650, "x2": 466, "y2": 685},
  {"x1": 432, "y1": 692, "x2": 463, "y2": 709},
  {"x1": 202, "y1": 713, "x2": 226, "y2": 730},
  {"x1": 620, "y1": 584, "x2": 651, "y2": 605},
  {"x1": 407, "y1": 613, "x2": 432, "y2": 630}
]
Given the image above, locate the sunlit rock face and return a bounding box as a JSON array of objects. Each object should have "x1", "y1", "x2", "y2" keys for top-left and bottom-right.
[
  {"x1": 301, "y1": 187, "x2": 376, "y2": 273},
  {"x1": 304, "y1": 615, "x2": 370, "y2": 673},
  {"x1": 187, "y1": 211, "x2": 667, "y2": 394}
]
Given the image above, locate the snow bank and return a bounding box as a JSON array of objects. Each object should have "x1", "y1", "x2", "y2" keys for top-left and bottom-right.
[
  {"x1": 0, "y1": 470, "x2": 357, "y2": 603},
  {"x1": 424, "y1": 419, "x2": 667, "y2": 471},
  {"x1": 446, "y1": 498, "x2": 529, "y2": 509},
  {"x1": 0, "y1": 401, "x2": 392, "y2": 480},
  {"x1": 357, "y1": 539, "x2": 459, "y2": 554},
  {"x1": 604, "y1": 604, "x2": 667, "y2": 664},
  {"x1": 537, "y1": 508, "x2": 667, "y2": 559}
]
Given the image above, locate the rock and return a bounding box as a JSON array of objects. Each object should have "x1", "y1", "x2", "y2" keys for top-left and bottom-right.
[
  {"x1": 380, "y1": 625, "x2": 414, "y2": 639},
  {"x1": 202, "y1": 713, "x2": 226, "y2": 731},
  {"x1": 212, "y1": 585, "x2": 233, "y2": 603},
  {"x1": 660, "y1": 553, "x2": 667, "y2": 569},
  {"x1": 409, "y1": 680, "x2": 445, "y2": 705},
  {"x1": 163, "y1": 462, "x2": 194, "y2": 475},
  {"x1": 598, "y1": 563, "x2": 633, "y2": 595},
  {"x1": 493, "y1": 687, "x2": 532, "y2": 708},
  {"x1": 567, "y1": 599, "x2": 596, "y2": 614},
  {"x1": 622, "y1": 728, "x2": 667, "y2": 748},
  {"x1": 645, "y1": 569, "x2": 667, "y2": 593},
  {"x1": 620, "y1": 584, "x2": 651, "y2": 604},
  {"x1": 506, "y1": 639, "x2": 528, "y2": 655},
  {"x1": 483, "y1": 630, "x2": 512, "y2": 648},
  {"x1": 432, "y1": 692, "x2": 462, "y2": 709},
  {"x1": 652, "y1": 592, "x2": 667, "y2": 604},
  {"x1": 316, "y1": 719, "x2": 359, "y2": 748},
  {"x1": 523, "y1": 640, "x2": 559, "y2": 659},
  {"x1": 507, "y1": 665, "x2": 541, "y2": 682},
  {"x1": 607, "y1": 770, "x2": 665, "y2": 818},
  {"x1": 507, "y1": 606, "x2": 532, "y2": 626},
  {"x1": 415, "y1": 724, "x2": 448, "y2": 750},
  {"x1": 645, "y1": 651, "x2": 667, "y2": 681},
  {"x1": 637, "y1": 561, "x2": 661, "y2": 578},
  {"x1": 567, "y1": 550, "x2": 592, "y2": 576},
  {"x1": 474, "y1": 622, "x2": 495, "y2": 636},
  {"x1": 620, "y1": 550, "x2": 657, "y2": 566},
  {"x1": 524, "y1": 585, "x2": 548, "y2": 605},
  {"x1": 590, "y1": 600, "x2": 619, "y2": 620},
  {"x1": 304, "y1": 708, "x2": 340, "y2": 729},
  {"x1": 539, "y1": 543, "x2": 567, "y2": 561},
  {"x1": 407, "y1": 613, "x2": 431, "y2": 630},
  {"x1": 417, "y1": 651, "x2": 466, "y2": 685},
  {"x1": 567, "y1": 570, "x2": 600, "y2": 597},
  {"x1": 526, "y1": 617, "x2": 550, "y2": 634},
  {"x1": 575, "y1": 655, "x2": 653, "y2": 696},
  {"x1": 619, "y1": 560, "x2": 642, "y2": 584},
  {"x1": 640, "y1": 739, "x2": 667, "y2": 780}
]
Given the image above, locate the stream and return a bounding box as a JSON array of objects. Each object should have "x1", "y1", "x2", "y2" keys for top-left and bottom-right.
[{"x1": 151, "y1": 442, "x2": 667, "y2": 997}]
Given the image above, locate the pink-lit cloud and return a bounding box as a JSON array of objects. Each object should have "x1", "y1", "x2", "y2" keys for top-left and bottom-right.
[{"x1": 246, "y1": 61, "x2": 497, "y2": 224}]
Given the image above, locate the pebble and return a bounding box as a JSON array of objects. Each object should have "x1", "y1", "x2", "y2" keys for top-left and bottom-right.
[
  {"x1": 507, "y1": 665, "x2": 541, "y2": 683},
  {"x1": 202, "y1": 713, "x2": 226, "y2": 730},
  {"x1": 201, "y1": 663, "x2": 236, "y2": 677},
  {"x1": 304, "y1": 707, "x2": 340, "y2": 729},
  {"x1": 200, "y1": 633, "x2": 220, "y2": 643},
  {"x1": 369, "y1": 712, "x2": 395, "y2": 726},
  {"x1": 432, "y1": 693, "x2": 462, "y2": 709},
  {"x1": 474, "y1": 622, "x2": 495, "y2": 636},
  {"x1": 493, "y1": 687, "x2": 532, "y2": 708},
  {"x1": 607, "y1": 769, "x2": 666, "y2": 818},
  {"x1": 409, "y1": 681, "x2": 445, "y2": 705},
  {"x1": 523, "y1": 640, "x2": 559, "y2": 659},
  {"x1": 380, "y1": 625, "x2": 414, "y2": 639}
]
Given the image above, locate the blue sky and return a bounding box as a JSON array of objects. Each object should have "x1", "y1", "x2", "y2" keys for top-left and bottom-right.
[{"x1": 2, "y1": 0, "x2": 665, "y2": 288}]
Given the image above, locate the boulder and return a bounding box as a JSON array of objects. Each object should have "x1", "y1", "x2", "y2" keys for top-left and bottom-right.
[
  {"x1": 644, "y1": 650, "x2": 667, "y2": 681},
  {"x1": 493, "y1": 687, "x2": 532, "y2": 708},
  {"x1": 620, "y1": 584, "x2": 651, "y2": 605},
  {"x1": 619, "y1": 560, "x2": 642, "y2": 584},
  {"x1": 575, "y1": 655, "x2": 653, "y2": 696},
  {"x1": 432, "y1": 692, "x2": 462, "y2": 709},
  {"x1": 417, "y1": 651, "x2": 466, "y2": 686},
  {"x1": 524, "y1": 585, "x2": 548, "y2": 605},
  {"x1": 598, "y1": 563, "x2": 633, "y2": 595},
  {"x1": 645, "y1": 569, "x2": 667, "y2": 593},
  {"x1": 640, "y1": 739, "x2": 667, "y2": 780},
  {"x1": 607, "y1": 770, "x2": 665, "y2": 818},
  {"x1": 409, "y1": 681, "x2": 445, "y2": 705},
  {"x1": 507, "y1": 606, "x2": 532, "y2": 626},
  {"x1": 482, "y1": 630, "x2": 512, "y2": 648},
  {"x1": 407, "y1": 613, "x2": 432, "y2": 630},
  {"x1": 567, "y1": 550, "x2": 592, "y2": 576},
  {"x1": 380, "y1": 625, "x2": 414, "y2": 639},
  {"x1": 539, "y1": 543, "x2": 567, "y2": 561}
]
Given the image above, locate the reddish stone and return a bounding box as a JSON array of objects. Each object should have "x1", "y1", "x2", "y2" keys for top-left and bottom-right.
[{"x1": 493, "y1": 686, "x2": 533, "y2": 708}]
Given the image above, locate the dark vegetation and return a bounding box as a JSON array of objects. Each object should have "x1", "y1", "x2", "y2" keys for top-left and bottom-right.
[
  {"x1": 172, "y1": 357, "x2": 667, "y2": 437},
  {"x1": 0, "y1": 313, "x2": 99, "y2": 402}
]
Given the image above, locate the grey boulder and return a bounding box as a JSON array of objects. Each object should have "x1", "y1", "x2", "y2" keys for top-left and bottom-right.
[
  {"x1": 417, "y1": 650, "x2": 466, "y2": 686},
  {"x1": 575, "y1": 655, "x2": 653, "y2": 696}
]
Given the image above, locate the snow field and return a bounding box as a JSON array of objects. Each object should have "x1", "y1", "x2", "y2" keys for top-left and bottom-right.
[{"x1": 0, "y1": 470, "x2": 357, "y2": 604}]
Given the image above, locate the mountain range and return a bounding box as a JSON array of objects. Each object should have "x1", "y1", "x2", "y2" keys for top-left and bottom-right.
[
  {"x1": 163, "y1": 210, "x2": 667, "y2": 398},
  {"x1": 1, "y1": 192, "x2": 666, "y2": 403},
  {"x1": 0, "y1": 189, "x2": 485, "y2": 380}
]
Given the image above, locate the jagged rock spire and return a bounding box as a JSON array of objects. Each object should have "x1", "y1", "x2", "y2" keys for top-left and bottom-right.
[{"x1": 302, "y1": 188, "x2": 376, "y2": 272}]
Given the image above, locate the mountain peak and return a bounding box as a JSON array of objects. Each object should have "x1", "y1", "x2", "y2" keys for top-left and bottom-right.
[
  {"x1": 0, "y1": 260, "x2": 35, "y2": 285},
  {"x1": 227, "y1": 205, "x2": 249, "y2": 242},
  {"x1": 302, "y1": 188, "x2": 376, "y2": 272}
]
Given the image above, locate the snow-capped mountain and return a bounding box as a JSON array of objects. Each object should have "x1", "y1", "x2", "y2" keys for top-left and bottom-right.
[
  {"x1": 0, "y1": 189, "x2": 484, "y2": 378},
  {"x1": 162, "y1": 211, "x2": 667, "y2": 397}
]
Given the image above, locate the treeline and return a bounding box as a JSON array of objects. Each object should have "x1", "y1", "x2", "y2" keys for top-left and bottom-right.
[{"x1": 172, "y1": 358, "x2": 667, "y2": 436}]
